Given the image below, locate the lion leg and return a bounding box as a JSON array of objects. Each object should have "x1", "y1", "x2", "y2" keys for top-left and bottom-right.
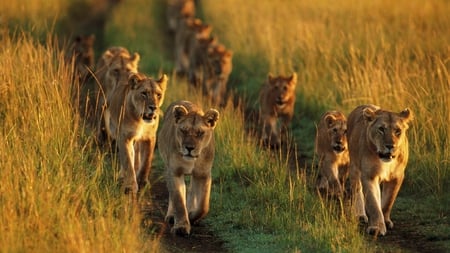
[
  {"x1": 381, "y1": 176, "x2": 404, "y2": 230},
  {"x1": 349, "y1": 165, "x2": 367, "y2": 223},
  {"x1": 317, "y1": 159, "x2": 342, "y2": 197},
  {"x1": 188, "y1": 174, "x2": 211, "y2": 224},
  {"x1": 166, "y1": 174, "x2": 190, "y2": 236},
  {"x1": 135, "y1": 140, "x2": 155, "y2": 189},
  {"x1": 118, "y1": 139, "x2": 138, "y2": 195},
  {"x1": 362, "y1": 178, "x2": 386, "y2": 236}
]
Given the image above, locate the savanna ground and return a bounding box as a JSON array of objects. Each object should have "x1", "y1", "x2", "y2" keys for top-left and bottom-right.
[{"x1": 1, "y1": 0, "x2": 449, "y2": 252}]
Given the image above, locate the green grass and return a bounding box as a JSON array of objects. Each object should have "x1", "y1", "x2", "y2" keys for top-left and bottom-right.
[{"x1": 1, "y1": 0, "x2": 449, "y2": 252}]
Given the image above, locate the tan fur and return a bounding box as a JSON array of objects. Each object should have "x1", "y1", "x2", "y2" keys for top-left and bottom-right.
[
  {"x1": 259, "y1": 73, "x2": 297, "y2": 148},
  {"x1": 66, "y1": 34, "x2": 95, "y2": 82},
  {"x1": 203, "y1": 44, "x2": 233, "y2": 106},
  {"x1": 348, "y1": 104, "x2": 413, "y2": 236},
  {"x1": 106, "y1": 73, "x2": 168, "y2": 194},
  {"x1": 174, "y1": 18, "x2": 212, "y2": 75},
  {"x1": 188, "y1": 36, "x2": 217, "y2": 87},
  {"x1": 166, "y1": 0, "x2": 195, "y2": 32},
  {"x1": 315, "y1": 111, "x2": 349, "y2": 197},
  {"x1": 94, "y1": 46, "x2": 140, "y2": 145},
  {"x1": 158, "y1": 100, "x2": 219, "y2": 236}
]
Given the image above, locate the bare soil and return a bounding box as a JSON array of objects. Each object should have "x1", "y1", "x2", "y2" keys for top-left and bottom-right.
[
  {"x1": 63, "y1": 0, "x2": 449, "y2": 252},
  {"x1": 142, "y1": 169, "x2": 228, "y2": 253}
]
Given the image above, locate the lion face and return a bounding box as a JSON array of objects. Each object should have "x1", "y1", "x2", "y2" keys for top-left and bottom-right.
[
  {"x1": 128, "y1": 73, "x2": 167, "y2": 124},
  {"x1": 267, "y1": 73, "x2": 297, "y2": 108},
  {"x1": 364, "y1": 107, "x2": 412, "y2": 162},
  {"x1": 324, "y1": 113, "x2": 348, "y2": 154},
  {"x1": 101, "y1": 47, "x2": 140, "y2": 94},
  {"x1": 173, "y1": 105, "x2": 219, "y2": 161}
]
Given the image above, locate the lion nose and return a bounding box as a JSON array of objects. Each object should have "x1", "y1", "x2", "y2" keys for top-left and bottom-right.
[
  {"x1": 385, "y1": 144, "x2": 394, "y2": 150},
  {"x1": 185, "y1": 146, "x2": 195, "y2": 153}
]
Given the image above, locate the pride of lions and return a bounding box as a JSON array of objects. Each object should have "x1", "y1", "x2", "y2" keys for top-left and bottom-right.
[{"x1": 67, "y1": 0, "x2": 414, "y2": 238}]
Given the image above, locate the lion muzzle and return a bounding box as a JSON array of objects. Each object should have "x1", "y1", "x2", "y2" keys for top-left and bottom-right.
[
  {"x1": 181, "y1": 145, "x2": 199, "y2": 160},
  {"x1": 142, "y1": 105, "x2": 157, "y2": 123},
  {"x1": 377, "y1": 145, "x2": 396, "y2": 162}
]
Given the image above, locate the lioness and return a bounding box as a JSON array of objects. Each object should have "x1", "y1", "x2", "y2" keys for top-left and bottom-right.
[
  {"x1": 94, "y1": 46, "x2": 140, "y2": 145},
  {"x1": 166, "y1": 0, "x2": 195, "y2": 33},
  {"x1": 158, "y1": 100, "x2": 220, "y2": 236},
  {"x1": 347, "y1": 104, "x2": 413, "y2": 236},
  {"x1": 66, "y1": 34, "x2": 95, "y2": 82},
  {"x1": 259, "y1": 73, "x2": 297, "y2": 148},
  {"x1": 203, "y1": 44, "x2": 233, "y2": 106},
  {"x1": 315, "y1": 110, "x2": 349, "y2": 197},
  {"x1": 174, "y1": 18, "x2": 212, "y2": 76},
  {"x1": 106, "y1": 73, "x2": 168, "y2": 194}
]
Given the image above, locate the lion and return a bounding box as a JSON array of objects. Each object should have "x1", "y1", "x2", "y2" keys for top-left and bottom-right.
[
  {"x1": 347, "y1": 104, "x2": 413, "y2": 236},
  {"x1": 105, "y1": 72, "x2": 168, "y2": 194},
  {"x1": 188, "y1": 36, "x2": 217, "y2": 87},
  {"x1": 259, "y1": 73, "x2": 297, "y2": 148},
  {"x1": 203, "y1": 44, "x2": 233, "y2": 107},
  {"x1": 166, "y1": 0, "x2": 195, "y2": 33},
  {"x1": 66, "y1": 34, "x2": 95, "y2": 82},
  {"x1": 94, "y1": 46, "x2": 140, "y2": 145},
  {"x1": 158, "y1": 100, "x2": 220, "y2": 236},
  {"x1": 315, "y1": 110, "x2": 349, "y2": 197},
  {"x1": 174, "y1": 17, "x2": 212, "y2": 76}
]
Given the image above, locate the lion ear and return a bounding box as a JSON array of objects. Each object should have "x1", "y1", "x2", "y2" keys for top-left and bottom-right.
[
  {"x1": 289, "y1": 72, "x2": 298, "y2": 85},
  {"x1": 129, "y1": 73, "x2": 140, "y2": 89},
  {"x1": 173, "y1": 105, "x2": 188, "y2": 123},
  {"x1": 102, "y1": 50, "x2": 114, "y2": 66},
  {"x1": 131, "y1": 52, "x2": 140, "y2": 68},
  {"x1": 363, "y1": 107, "x2": 377, "y2": 122},
  {"x1": 400, "y1": 108, "x2": 413, "y2": 123},
  {"x1": 157, "y1": 74, "x2": 168, "y2": 91},
  {"x1": 268, "y1": 73, "x2": 275, "y2": 84},
  {"x1": 204, "y1": 109, "x2": 220, "y2": 128},
  {"x1": 325, "y1": 114, "x2": 336, "y2": 128}
]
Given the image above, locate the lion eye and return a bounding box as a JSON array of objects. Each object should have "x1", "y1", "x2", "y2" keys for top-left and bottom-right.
[
  {"x1": 141, "y1": 92, "x2": 147, "y2": 98},
  {"x1": 394, "y1": 128, "x2": 402, "y2": 137},
  {"x1": 156, "y1": 93, "x2": 162, "y2": 99},
  {"x1": 332, "y1": 128, "x2": 338, "y2": 133},
  {"x1": 378, "y1": 127, "x2": 385, "y2": 134},
  {"x1": 180, "y1": 129, "x2": 188, "y2": 135},
  {"x1": 196, "y1": 131, "x2": 204, "y2": 138}
]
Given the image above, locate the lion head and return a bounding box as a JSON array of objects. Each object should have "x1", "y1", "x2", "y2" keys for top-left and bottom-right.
[
  {"x1": 126, "y1": 73, "x2": 167, "y2": 125},
  {"x1": 266, "y1": 73, "x2": 297, "y2": 109},
  {"x1": 67, "y1": 34, "x2": 95, "y2": 79},
  {"x1": 323, "y1": 111, "x2": 348, "y2": 153},
  {"x1": 97, "y1": 47, "x2": 140, "y2": 96},
  {"x1": 363, "y1": 107, "x2": 413, "y2": 162},
  {"x1": 172, "y1": 104, "x2": 219, "y2": 161}
]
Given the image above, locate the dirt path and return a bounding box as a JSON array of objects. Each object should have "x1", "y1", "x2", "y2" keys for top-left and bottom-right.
[
  {"x1": 143, "y1": 168, "x2": 228, "y2": 253},
  {"x1": 64, "y1": 0, "x2": 448, "y2": 252}
]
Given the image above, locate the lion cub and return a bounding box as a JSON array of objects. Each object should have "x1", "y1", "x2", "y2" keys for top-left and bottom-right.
[
  {"x1": 347, "y1": 104, "x2": 413, "y2": 236},
  {"x1": 106, "y1": 73, "x2": 168, "y2": 194},
  {"x1": 259, "y1": 73, "x2": 297, "y2": 148},
  {"x1": 315, "y1": 111, "x2": 349, "y2": 197},
  {"x1": 158, "y1": 100, "x2": 220, "y2": 236}
]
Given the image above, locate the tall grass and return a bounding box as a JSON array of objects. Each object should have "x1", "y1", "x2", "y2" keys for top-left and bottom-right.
[
  {"x1": 0, "y1": 32, "x2": 158, "y2": 252},
  {"x1": 198, "y1": 0, "x2": 450, "y2": 251},
  {"x1": 202, "y1": 0, "x2": 450, "y2": 197}
]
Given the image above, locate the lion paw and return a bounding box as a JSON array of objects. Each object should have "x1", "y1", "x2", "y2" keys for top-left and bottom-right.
[
  {"x1": 367, "y1": 225, "x2": 386, "y2": 236},
  {"x1": 385, "y1": 219, "x2": 394, "y2": 230},
  {"x1": 171, "y1": 224, "x2": 191, "y2": 237},
  {"x1": 165, "y1": 215, "x2": 174, "y2": 225},
  {"x1": 358, "y1": 215, "x2": 368, "y2": 224}
]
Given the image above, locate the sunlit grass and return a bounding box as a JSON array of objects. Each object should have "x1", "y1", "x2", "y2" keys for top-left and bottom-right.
[{"x1": 0, "y1": 32, "x2": 158, "y2": 253}]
